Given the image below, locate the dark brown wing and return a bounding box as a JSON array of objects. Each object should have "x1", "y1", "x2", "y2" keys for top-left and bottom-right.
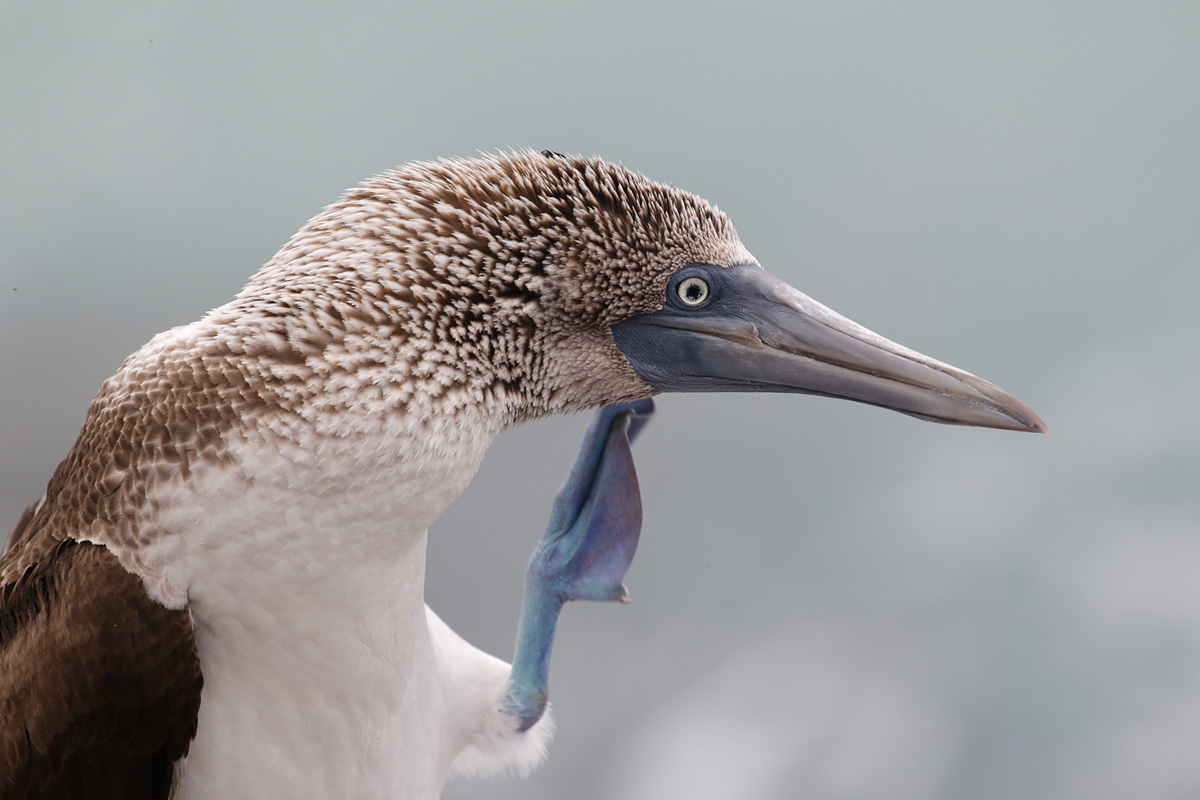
[{"x1": 0, "y1": 540, "x2": 202, "y2": 800}]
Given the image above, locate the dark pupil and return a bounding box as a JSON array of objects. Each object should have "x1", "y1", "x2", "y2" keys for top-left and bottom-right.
[{"x1": 685, "y1": 283, "x2": 703, "y2": 301}]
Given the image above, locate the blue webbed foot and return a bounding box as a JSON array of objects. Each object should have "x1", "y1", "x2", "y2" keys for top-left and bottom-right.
[
  {"x1": 530, "y1": 398, "x2": 654, "y2": 604},
  {"x1": 505, "y1": 398, "x2": 654, "y2": 730}
]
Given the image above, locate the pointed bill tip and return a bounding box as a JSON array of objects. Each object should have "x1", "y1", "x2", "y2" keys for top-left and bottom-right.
[
  {"x1": 943, "y1": 368, "x2": 1049, "y2": 435},
  {"x1": 1007, "y1": 399, "x2": 1050, "y2": 435},
  {"x1": 1016, "y1": 410, "x2": 1051, "y2": 435}
]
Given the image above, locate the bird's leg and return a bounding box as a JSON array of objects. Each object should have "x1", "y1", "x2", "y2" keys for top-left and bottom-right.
[{"x1": 505, "y1": 398, "x2": 655, "y2": 731}]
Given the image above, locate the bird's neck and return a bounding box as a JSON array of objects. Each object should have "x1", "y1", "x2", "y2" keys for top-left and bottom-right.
[{"x1": 127, "y1": 377, "x2": 502, "y2": 601}]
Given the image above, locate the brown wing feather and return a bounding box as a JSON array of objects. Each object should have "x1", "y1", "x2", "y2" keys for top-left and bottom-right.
[{"x1": 0, "y1": 540, "x2": 202, "y2": 800}]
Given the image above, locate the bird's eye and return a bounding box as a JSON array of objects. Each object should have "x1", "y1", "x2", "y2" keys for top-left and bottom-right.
[{"x1": 676, "y1": 277, "x2": 710, "y2": 306}]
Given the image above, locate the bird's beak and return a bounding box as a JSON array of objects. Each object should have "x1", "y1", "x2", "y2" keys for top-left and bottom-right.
[{"x1": 611, "y1": 264, "x2": 1048, "y2": 433}]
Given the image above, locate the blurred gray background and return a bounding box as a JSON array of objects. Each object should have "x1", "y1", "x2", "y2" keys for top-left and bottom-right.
[{"x1": 2, "y1": 2, "x2": 1197, "y2": 798}]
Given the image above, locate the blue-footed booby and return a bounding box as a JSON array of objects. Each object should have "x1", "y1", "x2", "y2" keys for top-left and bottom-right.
[{"x1": 0, "y1": 151, "x2": 1046, "y2": 800}]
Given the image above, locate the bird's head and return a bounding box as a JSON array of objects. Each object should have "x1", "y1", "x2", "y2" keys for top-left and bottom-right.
[{"x1": 241, "y1": 150, "x2": 1045, "y2": 434}]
